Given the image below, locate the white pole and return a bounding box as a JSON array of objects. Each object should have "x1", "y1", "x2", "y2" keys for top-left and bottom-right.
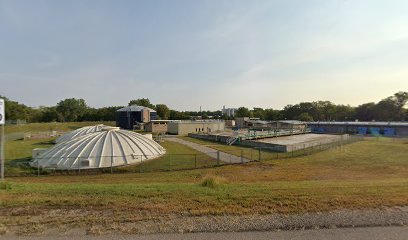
[
  {"x1": 1, "y1": 124, "x2": 4, "y2": 181},
  {"x1": 0, "y1": 98, "x2": 4, "y2": 181}
]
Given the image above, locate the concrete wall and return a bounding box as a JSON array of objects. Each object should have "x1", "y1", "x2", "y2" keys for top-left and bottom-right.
[
  {"x1": 240, "y1": 134, "x2": 350, "y2": 152},
  {"x1": 239, "y1": 141, "x2": 288, "y2": 152},
  {"x1": 145, "y1": 122, "x2": 168, "y2": 133},
  {"x1": 168, "y1": 121, "x2": 225, "y2": 135},
  {"x1": 188, "y1": 133, "x2": 230, "y2": 143}
]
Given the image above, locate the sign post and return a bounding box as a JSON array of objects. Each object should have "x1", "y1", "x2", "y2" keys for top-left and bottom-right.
[{"x1": 0, "y1": 98, "x2": 4, "y2": 181}]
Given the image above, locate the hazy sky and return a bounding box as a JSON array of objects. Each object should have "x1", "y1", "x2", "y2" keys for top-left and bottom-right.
[{"x1": 1, "y1": 0, "x2": 408, "y2": 111}]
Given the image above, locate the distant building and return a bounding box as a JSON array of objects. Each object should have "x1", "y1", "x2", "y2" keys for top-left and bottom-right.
[
  {"x1": 235, "y1": 118, "x2": 307, "y2": 131},
  {"x1": 235, "y1": 117, "x2": 260, "y2": 128},
  {"x1": 309, "y1": 121, "x2": 408, "y2": 136},
  {"x1": 222, "y1": 106, "x2": 237, "y2": 117},
  {"x1": 225, "y1": 119, "x2": 235, "y2": 127},
  {"x1": 190, "y1": 116, "x2": 202, "y2": 121},
  {"x1": 144, "y1": 120, "x2": 173, "y2": 133},
  {"x1": 269, "y1": 120, "x2": 307, "y2": 131},
  {"x1": 116, "y1": 105, "x2": 157, "y2": 130},
  {"x1": 167, "y1": 120, "x2": 225, "y2": 135}
]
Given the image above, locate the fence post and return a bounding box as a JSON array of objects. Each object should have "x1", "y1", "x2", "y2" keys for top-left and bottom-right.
[
  {"x1": 217, "y1": 151, "x2": 220, "y2": 165},
  {"x1": 241, "y1": 150, "x2": 244, "y2": 164},
  {"x1": 258, "y1": 148, "x2": 261, "y2": 161},
  {"x1": 169, "y1": 154, "x2": 171, "y2": 171},
  {"x1": 140, "y1": 156, "x2": 143, "y2": 173},
  {"x1": 37, "y1": 160, "x2": 40, "y2": 177},
  {"x1": 194, "y1": 154, "x2": 197, "y2": 168}
]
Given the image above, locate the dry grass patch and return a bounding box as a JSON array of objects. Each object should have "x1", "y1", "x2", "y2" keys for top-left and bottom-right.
[{"x1": 199, "y1": 175, "x2": 227, "y2": 188}]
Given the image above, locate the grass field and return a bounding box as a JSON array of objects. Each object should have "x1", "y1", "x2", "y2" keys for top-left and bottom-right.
[
  {"x1": 3, "y1": 121, "x2": 115, "y2": 135},
  {"x1": 1, "y1": 123, "x2": 408, "y2": 233}
]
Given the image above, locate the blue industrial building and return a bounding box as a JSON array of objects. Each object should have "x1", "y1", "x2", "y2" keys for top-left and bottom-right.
[
  {"x1": 116, "y1": 105, "x2": 157, "y2": 130},
  {"x1": 309, "y1": 122, "x2": 408, "y2": 137}
]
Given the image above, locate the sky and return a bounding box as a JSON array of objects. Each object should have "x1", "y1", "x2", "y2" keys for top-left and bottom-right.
[{"x1": 1, "y1": 0, "x2": 408, "y2": 111}]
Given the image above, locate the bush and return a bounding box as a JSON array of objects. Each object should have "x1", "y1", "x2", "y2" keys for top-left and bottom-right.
[{"x1": 199, "y1": 175, "x2": 225, "y2": 188}]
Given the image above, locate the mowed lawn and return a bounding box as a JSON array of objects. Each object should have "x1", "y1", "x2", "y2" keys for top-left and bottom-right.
[{"x1": 1, "y1": 133, "x2": 408, "y2": 230}]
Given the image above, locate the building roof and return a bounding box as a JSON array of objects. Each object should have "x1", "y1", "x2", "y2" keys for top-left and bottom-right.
[
  {"x1": 31, "y1": 128, "x2": 166, "y2": 169},
  {"x1": 309, "y1": 121, "x2": 408, "y2": 127},
  {"x1": 55, "y1": 124, "x2": 114, "y2": 144},
  {"x1": 117, "y1": 105, "x2": 156, "y2": 112}
]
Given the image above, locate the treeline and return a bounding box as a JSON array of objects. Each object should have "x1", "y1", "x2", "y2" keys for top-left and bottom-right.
[
  {"x1": 1, "y1": 91, "x2": 407, "y2": 123},
  {"x1": 235, "y1": 92, "x2": 408, "y2": 121}
]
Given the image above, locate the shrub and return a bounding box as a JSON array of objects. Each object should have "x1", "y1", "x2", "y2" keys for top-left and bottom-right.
[{"x1": 199, "y1": 175, "x2": 225, "y2": 188}]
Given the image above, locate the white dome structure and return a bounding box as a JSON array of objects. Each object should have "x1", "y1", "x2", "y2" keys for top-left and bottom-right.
[
  {"x1": 32, "y1": 128, "x2": 166, "y2": 169},
  {"x1": 55, "y1": 124, "x2": 113, "y2": 144}
]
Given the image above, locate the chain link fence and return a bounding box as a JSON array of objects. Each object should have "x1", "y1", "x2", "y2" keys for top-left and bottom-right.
[{"x1": 4, "y1": 135, "x2": 363, "y2": 177}]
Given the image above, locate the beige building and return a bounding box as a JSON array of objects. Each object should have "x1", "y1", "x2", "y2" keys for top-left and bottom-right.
[
  {"x1": 225, "y1": 120, "x2": 235, "y2": 127},
  {"x1": 168, "y1": 121, "x2": 225, "y2": 135},
  {"x1": 144, "y1": 120, "x2": 170, "y2": 133}
]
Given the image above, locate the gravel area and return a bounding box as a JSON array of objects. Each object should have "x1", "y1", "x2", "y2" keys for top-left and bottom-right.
[
  {"x1": 118, "y1": 206, "x2": 408, "y2": 234},
  {"x1": 2, "y1": 207, "x2": 407, "y2": 236}
]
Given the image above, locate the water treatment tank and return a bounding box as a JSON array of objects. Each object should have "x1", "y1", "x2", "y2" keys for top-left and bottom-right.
[{"x1": 31, "y1": 128, "x2": 166, "y2": 169}]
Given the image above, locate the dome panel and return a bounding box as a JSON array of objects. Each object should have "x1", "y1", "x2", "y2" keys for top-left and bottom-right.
[{"x1": 55, "y1": 124, "x2": 114, "y2": 144}]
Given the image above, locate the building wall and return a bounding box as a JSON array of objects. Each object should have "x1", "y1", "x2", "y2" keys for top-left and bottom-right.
[
  {"x1": 116, "y1": 111, "x2": 158, "y2": 130},
  {"x1": 142, "y1": 109, "x2": 150, "y2": 123},
  {"x1": 235, "y1": 117, "x2": 249, "y2": 128},
  {"x1": 145, "y1": 122, "x2": 168, "y2": 133},
  {"x1": 168, "y1": 121, "x2": 225, "y2": 135},
  {"x1": 225, "y1": 120, "x2": 235, "y2": 127},
  {"x1": 309, "y1": 123, "x2": 408, "y2": 137}
]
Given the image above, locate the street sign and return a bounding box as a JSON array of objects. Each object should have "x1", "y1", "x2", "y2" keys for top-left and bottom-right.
[{"x1": 0, "y1": 99, "x2": 4, "y2": 125}]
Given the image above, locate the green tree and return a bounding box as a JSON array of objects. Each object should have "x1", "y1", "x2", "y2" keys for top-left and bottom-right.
[
  {"x1": 355, "y1": 103, "x2": 376, "y2": 121},
  {"x1": 393, "y1": 91, "x2": 408, "y2": 120},
  {"x1": 297, "y1": 112, "x2": 314, "y2": 121},
  {"x1": 155, "y1": 104, "x2": 170, "y2": 120},
  {"x1": 0, "y1": 96, "x2": 32, "y2": 122},
  {"x1": 264, "y1": 108, "x2": 281, "y2": 120},
  {"x1": 128, "y1": 98, "x2": 155, "y2": 109},
  {"x1": 56, "y1": 98, "x2": 88, "y2": 122},
  {"x1": 236, "y1": 107, "x2": 251, "y2": 117},
  {"x1": 252, "y1": 108, "x2": 265, "y2": 119}
]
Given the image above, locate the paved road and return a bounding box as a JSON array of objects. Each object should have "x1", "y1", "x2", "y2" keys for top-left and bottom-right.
[
  {"x1": 4, "y1": 226, "x2": 408, "y2": 240},
  {"x1": 166, "y1": 137, "x2": 250, "y2": 164}
]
